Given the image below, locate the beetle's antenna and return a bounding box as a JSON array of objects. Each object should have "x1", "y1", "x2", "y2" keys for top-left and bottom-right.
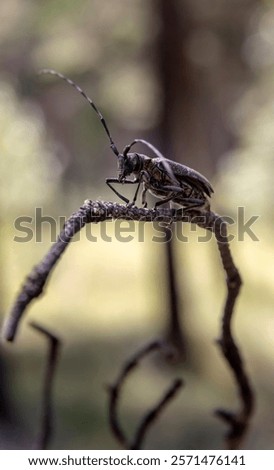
[
  {"x1": 123, "y1": 138, "x2": 165, "y2": 159},
  {"x1": 39, "y1": 69, "x2": 119, "y2": 157}
]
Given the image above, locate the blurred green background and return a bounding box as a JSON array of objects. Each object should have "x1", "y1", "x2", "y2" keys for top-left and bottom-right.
[{"x1": 0, "y1": 0, "x2": 274, "y2": 450}]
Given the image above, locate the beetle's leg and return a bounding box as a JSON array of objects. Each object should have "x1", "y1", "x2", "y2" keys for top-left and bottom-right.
[
  {"x1": 178, "y1": 198, "x2": 209, "y2": 212},
  {"x1": 158, "y1": 185, "x2": 182, "y2": 193},
  {"x1": 155, "y1": 194, "x2": 208, "y2": 211},
  {"x1": 130, "y1": 170, "x2": 150, "y2": 206},
  {"x1": 131, "y1": 178, "x2": 143, "y2": 206},
  {"x1": 154, "y1": 194, "x2": 178, "y2": 208},
  {"x1": 141, "y1": 183, "x2": 148, "y2": 208},
  {"x1": 151, "y1": 184, "x2": 183, "y2": 209},
  {"x1": 106, "y1": 179, "x2": 129, "y2": 203},
  {"x1": 185, "y1": 199, "x2": 210, "y2": 212},
  {"x1": 106, "y1": 178, "x2": 138, "y2": 204}
]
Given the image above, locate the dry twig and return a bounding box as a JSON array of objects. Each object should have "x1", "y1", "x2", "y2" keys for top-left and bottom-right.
[
  {"x1": 2, "y1": 200, "x2": 254, "y2": 447},
  {"x1": 213, "y1": 218, "x2": 254, "y2": 449},
  {"x1": 30, "y1": 322, "x2": 60, "y2": 450},
  {"x1": 108, "y1": 340, "x2": 183, "y2": 449},
  {"x1": 1, "y1": 201, "x2": 222, "y2": 341}
]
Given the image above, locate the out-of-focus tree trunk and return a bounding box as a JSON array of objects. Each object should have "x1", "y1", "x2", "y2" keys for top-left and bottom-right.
[
  {"x1": 154, "y1": 0, "x2": 189, "y2": 358},
  {"x1": 153, "y1": 0, "x2": 258, "y2": 357}
]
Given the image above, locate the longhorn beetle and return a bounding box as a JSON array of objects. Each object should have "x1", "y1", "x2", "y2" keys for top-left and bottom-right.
[{"x1": 39, "y1": 69, "x2": 214, "y2": 211}]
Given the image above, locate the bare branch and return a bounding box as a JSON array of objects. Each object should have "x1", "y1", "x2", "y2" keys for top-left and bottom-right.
[
  {"x1": 30, "y1": 322, "x2": 60, "y2": 450},
  {"x1": 108, "y1": 340, "x2": 162, "y2": 448},
  {"x1": 212, "y1": 218, "x2": 255, "y2": 449},
  {"x1": 107, "y1": 339, "x2": 182, "y2": 449},
  {"x1": 2, "y1": 201, "x2": 223, "y2": 342},
  {"x1": 2, "y1": 199, "x2": 254, "y2": 447}
]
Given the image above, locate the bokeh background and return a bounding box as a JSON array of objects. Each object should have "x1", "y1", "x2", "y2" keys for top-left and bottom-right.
[{"x1": 0, "y1": 0, "x2": 274, "y2": 450}]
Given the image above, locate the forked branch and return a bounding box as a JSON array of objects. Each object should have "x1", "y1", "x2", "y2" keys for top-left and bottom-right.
[
  {"x1": 107, "y1": 340, "x2": 183, "y2": 449},
  {"x1": 2, "y1": 200, "x2": 254, "y2": 448}
]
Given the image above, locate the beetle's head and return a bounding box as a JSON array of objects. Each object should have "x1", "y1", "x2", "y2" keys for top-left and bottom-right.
[{"x1": 117, "y1": 153, "x2": 142, "y2": 182}]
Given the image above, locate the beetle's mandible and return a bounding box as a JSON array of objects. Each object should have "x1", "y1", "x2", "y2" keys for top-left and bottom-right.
[{"x1": 39, "y1": 69, "x2": 214, "y2": 211}]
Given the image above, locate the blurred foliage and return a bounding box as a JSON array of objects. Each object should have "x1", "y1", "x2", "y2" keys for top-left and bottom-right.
[
  {"x1": 0, "y1": 79, "x2": 61, "y2": 215},
  {"x1": 0, "y1": 0, "x2": 274, "y2": 451}
]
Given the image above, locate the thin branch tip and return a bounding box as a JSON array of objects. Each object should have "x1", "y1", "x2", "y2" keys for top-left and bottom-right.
[
  {"x1": 108, "y1": 339, "x2": 184, "y2": 449},
  {"x1": 30, "y1": 321, "x2": 61, "y2": 449},
  {"x1": 30, "y1": 321, "x2": 60, "y2": 345}
]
